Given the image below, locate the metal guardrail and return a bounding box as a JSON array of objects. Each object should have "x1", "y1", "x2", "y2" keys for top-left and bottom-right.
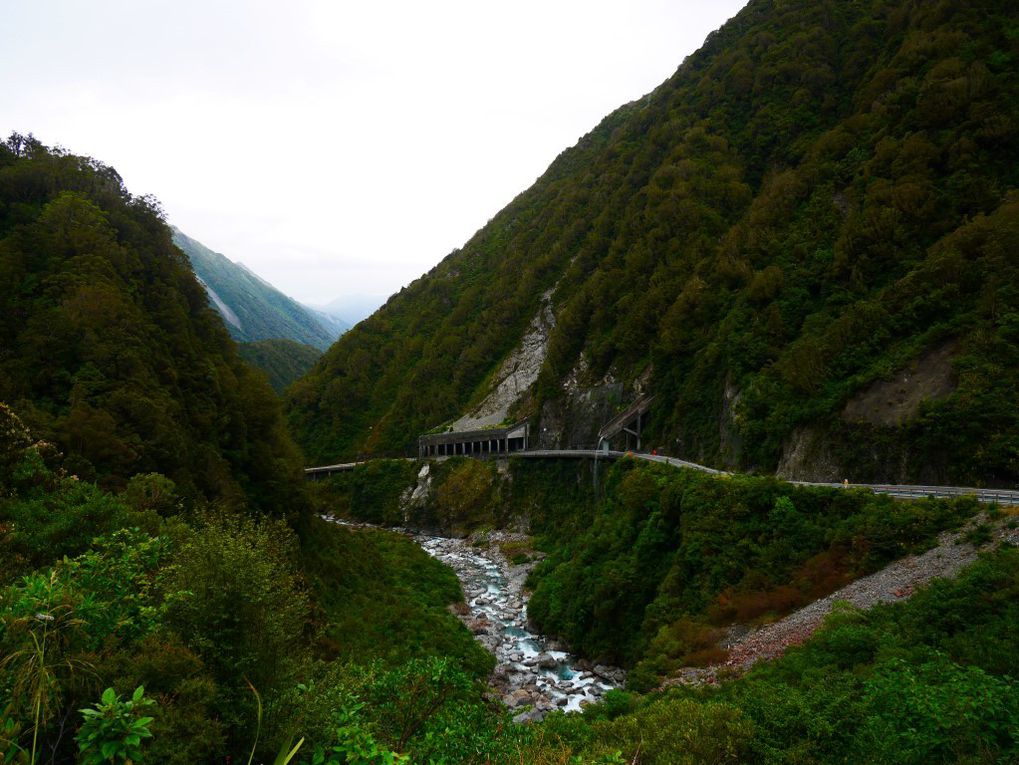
[
  {"x1": 304, "y1": 450, "x2": 1019, "y2": 504},
  {"x1": 790, "y1": 480, "x2": 1019, "y2": 505}
]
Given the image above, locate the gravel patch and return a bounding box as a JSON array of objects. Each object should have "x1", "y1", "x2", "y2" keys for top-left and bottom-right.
[{"x1": 665, "y1": 515, "x2": 1018, "y2": 687}]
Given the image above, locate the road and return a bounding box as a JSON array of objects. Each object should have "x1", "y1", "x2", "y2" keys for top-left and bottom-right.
[{"x1": 305, "y1": 449, "x2": 1019, "y2": 505}]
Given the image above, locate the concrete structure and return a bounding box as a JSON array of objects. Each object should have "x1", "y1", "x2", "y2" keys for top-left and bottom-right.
[
  {"x1": 418, "y1": 422, "x2": 530, "y2": 458},
  {"x1": 305, "y1": 450, "x2": 1019, "y2": 505},
  {"x1": 597, "y1": 395, "x2": 654, "y2": 452}
]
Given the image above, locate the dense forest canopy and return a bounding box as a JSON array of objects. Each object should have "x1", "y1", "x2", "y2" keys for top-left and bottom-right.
[
  {"x1": 0, "y1": 135, "x2": 302, "y2": 513},
  {"x1": 238, "y1": 338, "x2": 323, "y2": 394},
  {"x1": 289, "y1": 0, "x2": 1019, "y2": 487}
]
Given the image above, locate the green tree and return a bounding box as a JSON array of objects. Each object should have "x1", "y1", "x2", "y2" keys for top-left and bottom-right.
[{"x1": 160, "y1": 511, "x2": 310, "y2": 747}]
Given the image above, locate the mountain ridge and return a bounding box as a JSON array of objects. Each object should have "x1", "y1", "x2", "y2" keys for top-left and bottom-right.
[
  {"x1": 172, "y1": 227, "x2": 348, "y2": 350},
  {"x1": 0, "y1": 135, "x2": 303, "y2": 511},
  {"x1": 287, "y1": 0, "x2": 1019, "y2": 487}
]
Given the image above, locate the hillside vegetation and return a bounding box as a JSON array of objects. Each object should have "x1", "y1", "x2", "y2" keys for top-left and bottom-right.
[
  {"x1": 289, "y1": 0, "x2": 1019, "y2": 486},
  {"x1": 0, "y1": 136, "x2": 301, "y2": 512},
  {"x1": 526, "y1": 546, "x2": 1019, "y2": 765},
  {"x1": 238, "y1": 338, "x2": 322, "y2": 393},
  {"x1": 306, "y1": 454, "x2": 1017, "y2": 763},
  {"x1": 0, "y1": 404, "x2": 501, "y2": 764},
  {"x1": 173, "y1": 228, "x2": 345, "y2": 350},
  {"x1": 0, "y1": 138, "x2": 507, "y2": 763},
  {"x1": 314, "y1": 456, "x2": 981, "y2": 686}
]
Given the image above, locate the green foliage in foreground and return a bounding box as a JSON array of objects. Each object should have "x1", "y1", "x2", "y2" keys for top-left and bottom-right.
[
  {"x1": 0, "y1": 409, "x2": 501, "y2": 763},
  {"x1": 524, "y1": 548, "x2": 1019, "y2": 764},
  {"x1": 718, "y1": 547, "x2": 1019, "y2": 764},
  {"x1": 76, "y1": 686, "x2": 155, "y2": 765}
]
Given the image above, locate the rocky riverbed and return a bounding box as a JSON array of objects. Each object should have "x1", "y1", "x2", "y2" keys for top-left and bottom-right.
[
  {"x1": 413, "y1": 531, "x2": 625, "y2": 722},
  {"x1": 323, "y1": 516, "x2": 624, "y2": 720}
]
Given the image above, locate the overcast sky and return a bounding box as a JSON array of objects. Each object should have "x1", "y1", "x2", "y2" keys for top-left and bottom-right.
[{"x1": 2, "y1": 0, "x2": 748, "y2": 307}]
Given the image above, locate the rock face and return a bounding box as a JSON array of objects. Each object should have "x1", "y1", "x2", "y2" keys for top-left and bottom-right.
[
  {"x1": 449, "y1": 290, "x2": 555, "y2": 432},
  {"x1": 776, "y1": 425, "x2": 843, "y2": 482},
  {"x1": 400, "y1": 463, "x2": 433, "y2": 522},
  {"x1": 539, "y1": 381, "x2": 626, "y2": 450},
  {"x1": 842, "y1": 339, "x2": 957, "y2": 427},
  {"x1": 414, "y1": 531, "x2": 623, "y2": 721},
  {"x1": 718, "y1": 374, "x2": 744, "y2": 469},
  {"x1": 776, "y1": 340, "x2": 959, "y2": 483}
]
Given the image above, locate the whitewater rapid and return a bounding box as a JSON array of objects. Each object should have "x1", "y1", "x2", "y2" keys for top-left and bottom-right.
[
  {"x1": 324, "y1": 516, "x2": 624, "y2": 720},
  {"x1": 414, "y1": 532, "x2": 624, "y2": 721}
]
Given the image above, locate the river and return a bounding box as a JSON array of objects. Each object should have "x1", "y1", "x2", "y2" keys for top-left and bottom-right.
[
  {"x1": 325, "y1": 516, "x2": 624, "y2": 721},
  {"x1": 414, "y1": 531, "x2": 624, "y2": 721}
]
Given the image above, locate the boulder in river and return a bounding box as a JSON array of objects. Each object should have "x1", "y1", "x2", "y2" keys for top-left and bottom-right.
[{"x1": 535, "y1": 653, "x2": 557, "y2": 669}]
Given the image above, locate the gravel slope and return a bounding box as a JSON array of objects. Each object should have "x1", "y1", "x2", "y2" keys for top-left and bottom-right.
[{"x1": 665, "y1": 516, "x2": 1019, "y2": 687}]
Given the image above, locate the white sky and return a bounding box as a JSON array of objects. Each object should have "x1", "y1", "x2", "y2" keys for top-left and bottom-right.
[{"x1": 2, "y1": 0, "x2": 748, "y2": 306}]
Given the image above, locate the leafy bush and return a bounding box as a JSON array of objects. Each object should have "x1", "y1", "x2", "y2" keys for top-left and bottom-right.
[
  {"x1": 592, "y1": 697, "x2": 754, "y2": 765},
  {"x1": 75, "y1": 686, "x2": 155, "y2": 765},
  {"x1": 298, "y1": 517, "x2": 493, "y2": 678},
  {"x1": 432, "y1": 459, "x2": 499, "y2": 534},
  {"x1": 160, "y1": 511, "x2": 310, "y2": 745}
]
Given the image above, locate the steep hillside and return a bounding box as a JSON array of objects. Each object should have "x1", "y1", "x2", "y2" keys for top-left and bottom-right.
[
  {"x1": 289, "y1": 0, "x2": 1019, "y2": 486},
  {"x1": 0, "y1": 135, "x2": 302, "y2": 512},
  {"x1": 238, "y1": 338, "x2": 322, "y2": 393},
  {"x1": 172, "y1": 228, "x2": 345, "y2": 350}
]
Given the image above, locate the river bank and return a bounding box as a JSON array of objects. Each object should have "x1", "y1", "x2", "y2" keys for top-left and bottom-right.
[{"x1": 322, "y1": 516, "x2": 624, "y2": 721}]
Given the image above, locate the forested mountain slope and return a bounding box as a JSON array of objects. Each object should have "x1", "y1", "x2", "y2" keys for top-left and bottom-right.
[
  {"x1": 0, "y1": 136, "x2": 302, "y2": 512},
  {"x1": 172, "y1": 227, "x2": 346, "y2": 350},
  {"x1": 289, "y1": 0, "x2": 1019, "y2": 486},
  {"x1": 238, "y1": 338, "x2": 322, "y2": 393}
]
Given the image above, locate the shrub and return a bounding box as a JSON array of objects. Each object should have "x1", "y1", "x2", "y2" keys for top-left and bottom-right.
[
  {"x1": 160, "y1": 511, "x2": 310, "y2": 744},
  {"x1": 75, "y1": 686, "x2": 155, "y2": 765},
  {"x1": 121, "y1": 473, "x2": 180, "y2": 517},
  {"x1": 592, "y1": 697, "x2": 754, "y2": 765},
  {"x1": 434, "y1": 460, "x2": 497, "y2": 534}
]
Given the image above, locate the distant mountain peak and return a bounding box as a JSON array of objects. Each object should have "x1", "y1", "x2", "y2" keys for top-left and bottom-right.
[{"x1": 172, "y1": 229, "x2": 344, "y2": 351}]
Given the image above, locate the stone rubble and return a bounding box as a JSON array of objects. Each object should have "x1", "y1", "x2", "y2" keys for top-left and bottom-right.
[{"x1": 664, "y1": 514, "x2": 1019, "y2": 688}]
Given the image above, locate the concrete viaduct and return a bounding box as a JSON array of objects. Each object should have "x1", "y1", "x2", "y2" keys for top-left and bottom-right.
[{"x1": 304, "y1": 398, "x2": 1019, "y2": 506}]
